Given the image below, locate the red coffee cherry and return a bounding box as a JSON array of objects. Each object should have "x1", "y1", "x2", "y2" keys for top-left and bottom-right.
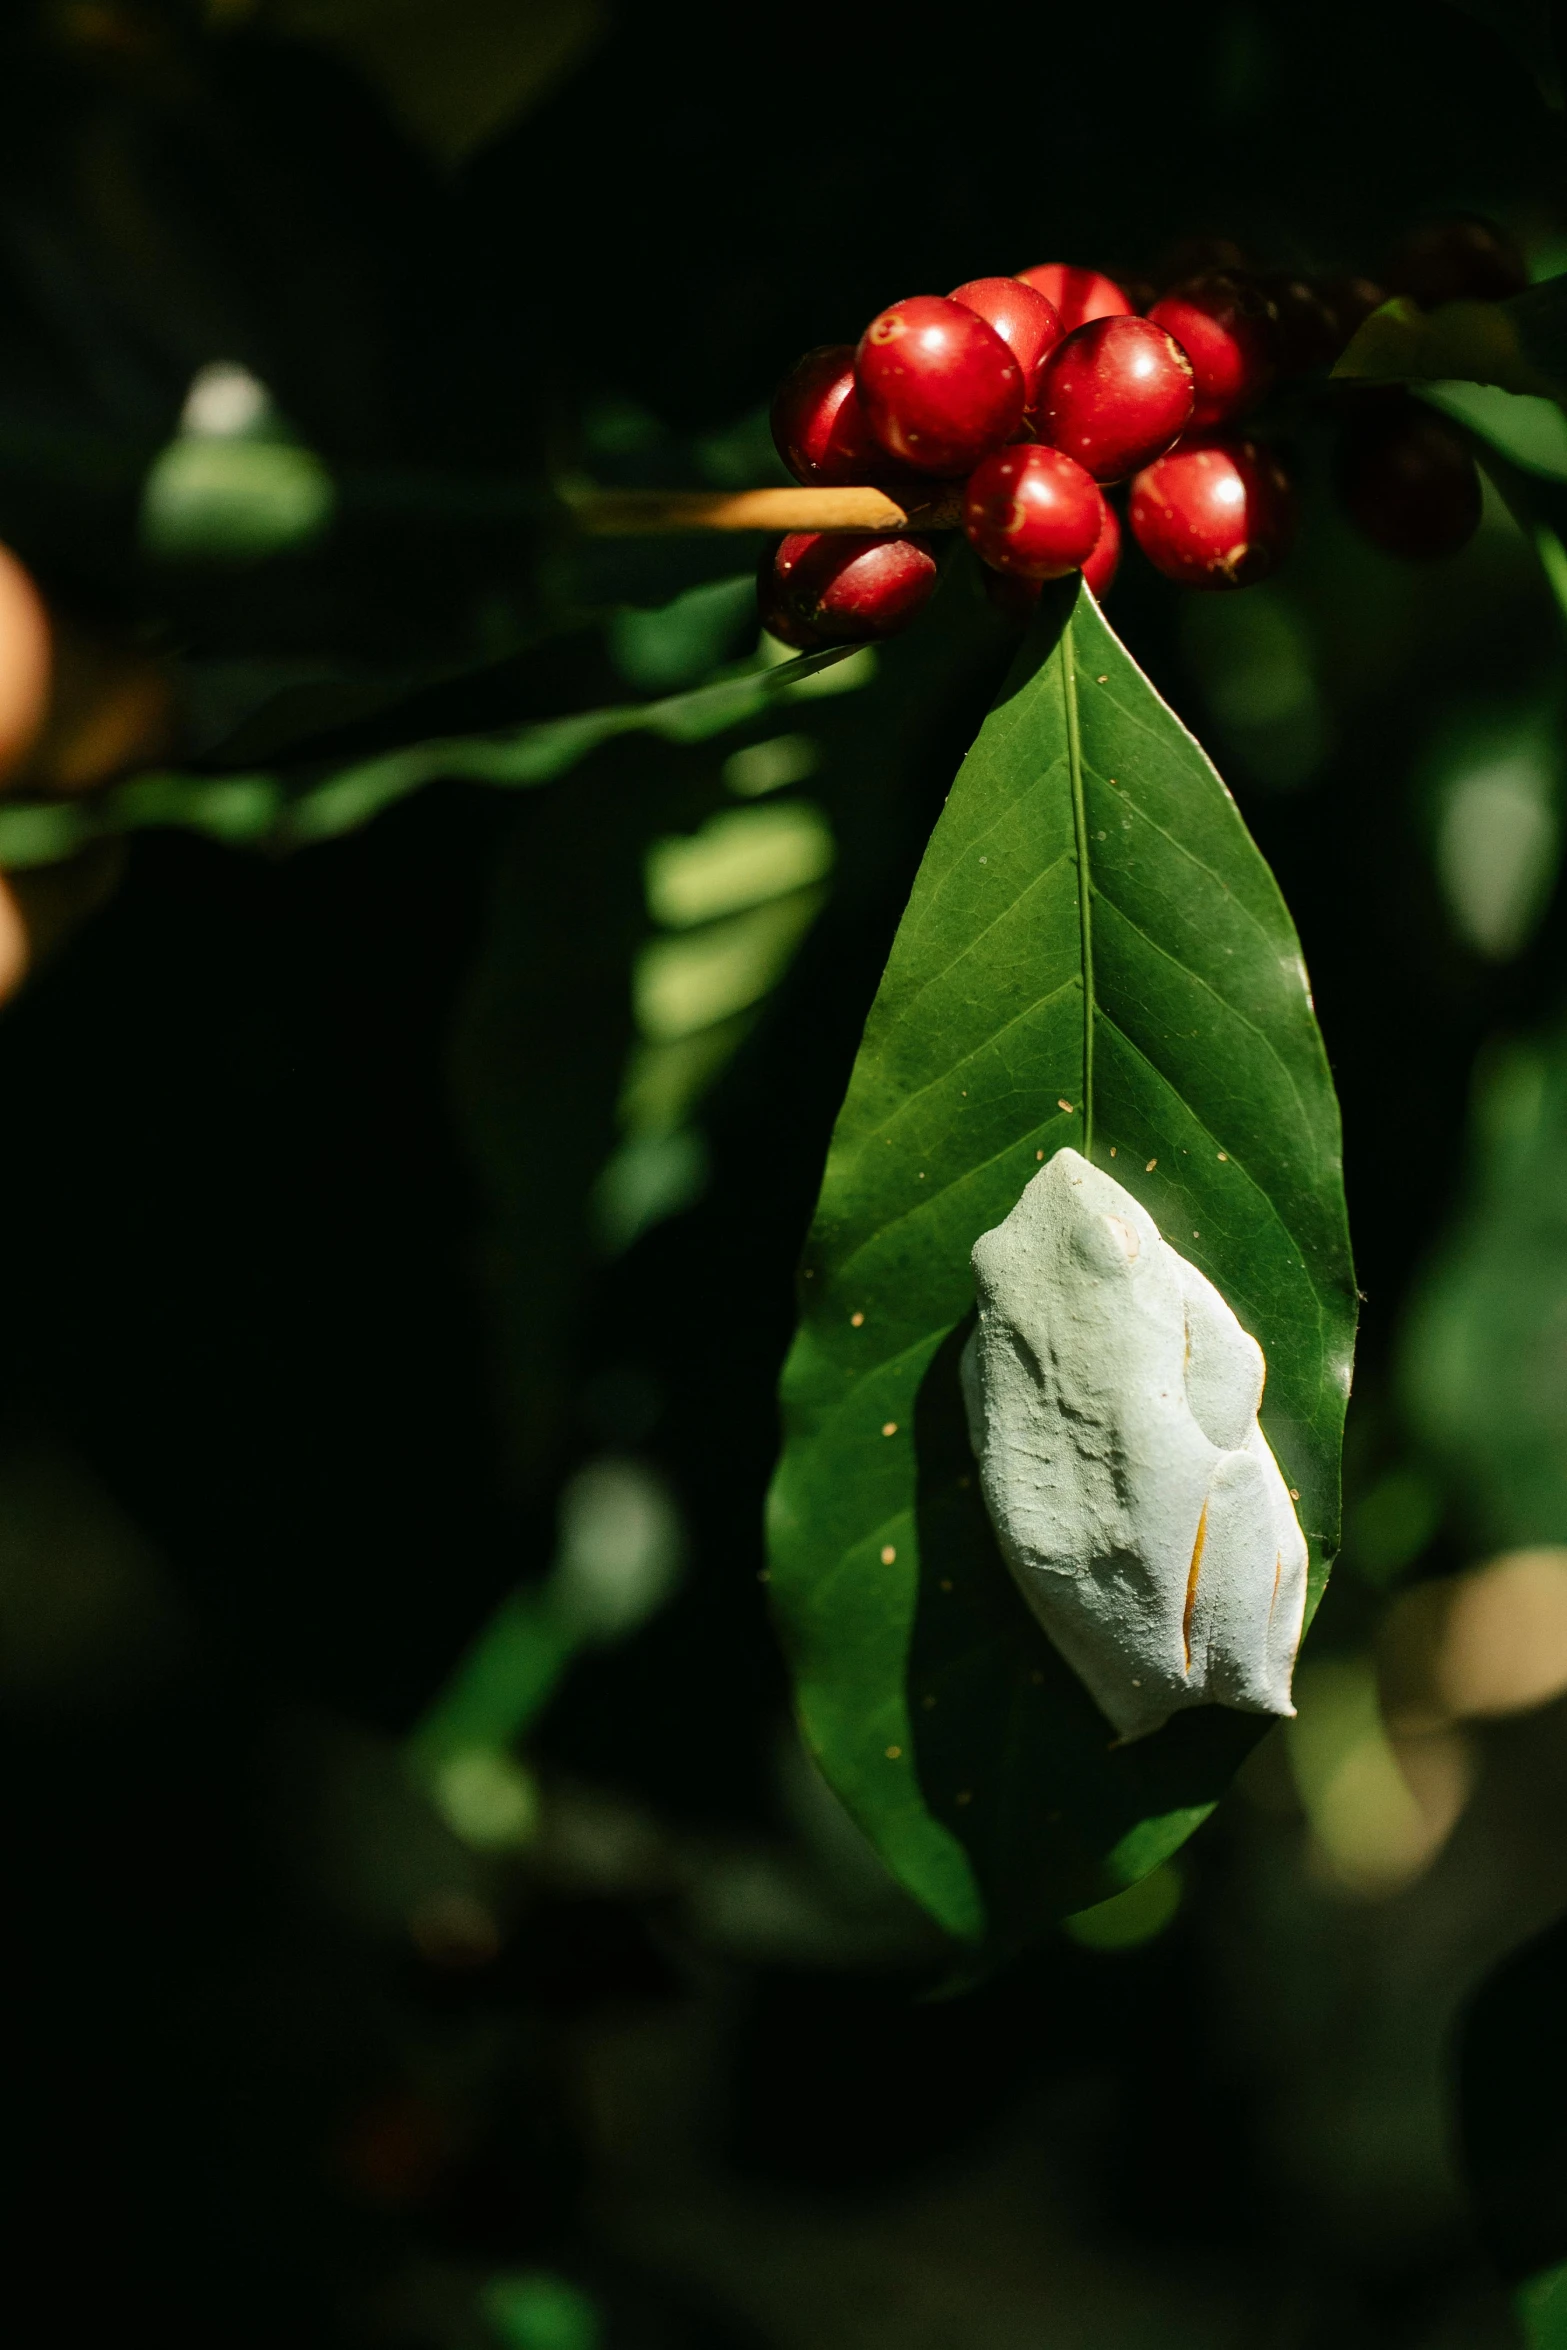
[
  {"x1": 963, "y1": 444, "x2": 1103, "y2": 579},
  {"x1": 1036, "y1": 315, "x2": 1195, "y2": 482},
  {"x1": 1083, "y1": 497, "x2": 1122, "y2": 600},
  {"x1": 1334, "y1": 398, "x2": 1481, "y2": 559},
  {"x1": 1146, "y1": 274, "x2": 1277, "y2": 427},
  {"x1": 1385, "y1": 216, "x2": 1527, "y2": 308},
  {"x1": 1014, "y1": 262, "x2": 1133, "y2": 333},
  {"x1": 770, "y1": 344, "x2": 888, "y2": 488},
  {"x1": 760, "y1": 531, "x2": 939, "y2": 645},
  {"x1": 948, "y1": 277, "x2": 1063, "y2": 411},
  {"x1": 855, "y1": 296, "x2": 1025, "y2": 476},
  {"x1": 980, "y1": 493, "x2": 1121, "y2": 624},
  {"x1": 1129, "y1": 433, "x2": 1296, "y2": 589},
  {"x1": 1262, "y1": 274, "x2": 1342, "y2": 376}
]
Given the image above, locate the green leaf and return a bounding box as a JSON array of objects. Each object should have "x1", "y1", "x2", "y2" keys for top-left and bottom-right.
[
  {"x1": 1519, "y1": 2264, "x2": 1567, "y2": 2348},
  {"x1": 766, "y1": 582, "x2": 1356, "y2": 1952},
  {"x1": 1334, "y1": 280, "x2": 1567, "y2": 401},
  {"x1": 0, "y1": 642, "x2": 861, "y2": 869},
  {"x1": 1402, "y1": 1026, "x2": 1567, "y2": 1545}
]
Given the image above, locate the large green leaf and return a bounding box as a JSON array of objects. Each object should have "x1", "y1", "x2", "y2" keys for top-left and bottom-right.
[{"x1": 766, "y1": 581, "x2": 1356, "y2": 1952}]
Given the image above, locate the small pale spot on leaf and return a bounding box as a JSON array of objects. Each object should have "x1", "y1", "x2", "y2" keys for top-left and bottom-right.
[
  {"x1": 881, "y1": 1421, "x2": 898, "y2": 1437},
  {"x1": 885, "y1": 1744, "x2": 903, "y2": 1761},
  {"x1": 1146, "y1": 1158, "x2": 1158, "y2": 1171},
  {"x1": 850, "y1": 1310, "x2": 865, "y2": 1327},
  {"x1": 880, "y1": 1543, "x2": 897, "y2": 1564}
]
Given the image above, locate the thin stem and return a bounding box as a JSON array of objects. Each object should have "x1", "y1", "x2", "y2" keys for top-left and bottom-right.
[
  {"x1": 1061, "y1": 592, "x2": 1094, "y2": 1160},
  {"x1": 567, "y1": 484, "x2": 964, "y2": 535}
]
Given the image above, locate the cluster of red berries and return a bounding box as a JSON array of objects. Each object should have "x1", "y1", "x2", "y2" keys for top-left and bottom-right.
[{"x1": 759, "y1": 217, "x2": 1520, "y2": 651}]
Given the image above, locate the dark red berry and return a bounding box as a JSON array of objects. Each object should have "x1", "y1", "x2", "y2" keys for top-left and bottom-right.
[
  {"x1": 1146, "y1": 274, "x2": 1277, "y2": 427},
  {"x1": 1129, "y1": 433, "x2": 1296, "y2": 589},
  {"x1": 963, "y1": 445, "x2": 1103, "y2": 579},
  {"x1": 1385, "y1": 216, "x2": 1527, "y2": 308},
  {"x1": 1015, "y1": 262, "x2": 1133, "y2": 333},
  {"x1": 1334, "y1": 398, "x2": 1482, "y2": 560},
  {"x1": 761, "y1": 531, "x2": 939, "y2": 645},
  {"x1": 1036, "y1": 315, "x2": 1195, "y2": 483},
  {"x1": 1083, "y1": 498, "x2": 1121, "y2": 600},
  {"x1": 1317, "y1": 275, "x2": 1387, "y2": 347},
  {"x1": 948, "y1": 277, "x2": 1062, "y2": 411},
  {"x1": 855, "y1": 296, "x2": 1025, "y2": 477},
  {"x1": 770, "y1": 344, "x2": 888, "y2": 488},
  {"x1": 1261, "y1": 274, "x2": 1342, "y2": 376}
]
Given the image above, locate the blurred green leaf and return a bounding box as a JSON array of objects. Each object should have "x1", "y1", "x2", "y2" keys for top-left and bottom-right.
[
  {"x1": 1520, "y1": 2263, "x2": 1567, "y2": 2345},
  {"x1": 0, "y1": 644, "x2": 860, "y2": 870},
  {"x1": 766, "y1": 581, "x2": 1356, "y2": 1949},
  {"x1": 1424, "y1": 381, "x2": 1567, "y2": 478},
  {"x1": 1335, "y1": 280, "x2": 1567, "y2": 400},
  {"x1": 483, "y1": 2273, "x2": 602, "y2": 2350},
  {"x1": 1403, "y1": 1028, "x2": 1567, "y2": 1545}
]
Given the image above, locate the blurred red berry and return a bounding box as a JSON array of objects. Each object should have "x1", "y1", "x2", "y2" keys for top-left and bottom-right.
[
  {"x1": 855, "y1": 296, "x2": 1025, "y2": 476},
  {"x1": 1317, "y1": 275, "x2": 1387, "y2": 348},
  {"x1": 1036, "y1": 315, "x2": 1195, "y2": 482},
  {"x1": 1152, "y1": 236, "x2": 1252, "y2": 290},
  {"x1": 1014, "y1": 262, "x2": 1133, "y2": 333},
  {"x1": 1129, "y1": 433, "x2": 1296, "y2": 589},
  {"x1": 770, "y1": 344, "x2": 889, "y2": 488},
  {"x1": 1146, "y1": 274, "x2": 1277, "y2": 427},
  {"x1": 1385, "y1": 216, "x2": 1527, "y2": 308},
  {"x1": 948, "y1": 277, "x2": 1063, "y2": 411},
  {"x1": 963, "y1": 444, "x2": 1103, "y2": 579},
  {"x1": 1334, "y1": 398, "x2": 1482, "y2": 559},
  {"x1": 1262, "y1": 274, "x2": 1343, "y2": 376},
  {"x1": 761, "y1": 531, "x2": 939, "y2": 645}
]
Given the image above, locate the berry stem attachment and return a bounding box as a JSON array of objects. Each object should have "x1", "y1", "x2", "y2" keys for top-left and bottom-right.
[{"x1": 567, "y1": 485, "x2": 965, "y2": 535}]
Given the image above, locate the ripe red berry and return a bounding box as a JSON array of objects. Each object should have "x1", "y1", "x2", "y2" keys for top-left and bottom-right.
[
  {"x1": 1146, "y1": 274, "x2": 1277, "y2": 427},
  {"x1": 760, "y1": 531, "x2": 939, "y2": 646},
  {"x1": 948, "y1": 277, "x2": 1062, "y2": 411},
  {"x1": 855, "y1": 296, "x2": 1025, "y2": 477},
  {"x1": 1334, "y1": 398, "x2": 1482, "y2": 560},
  {"x1": 1385, "y1": 215, "x2": 1527, "y2": 308},
  {"x1": 963, "y1": 444, "x2": 1103, "y2": 579},
  {"x1": 1036, "y1": 315, "x2": 1195, "y2": 483},
  {"x1": 980, "y1": 493, "x2": 1121, "y2": 624},
  {"x1": 1129, "y1": 433, "x2": 1296, "y2": 589},
  {"x1": 1082, "y1": 497, "x2": 1121, "y2": 600},
  {"x1": 1014, "y1": 262, "x2": 1133, "y2": 333},
  {"x1": 770, "y1": 344, "x2": 888, "y2": 487}
]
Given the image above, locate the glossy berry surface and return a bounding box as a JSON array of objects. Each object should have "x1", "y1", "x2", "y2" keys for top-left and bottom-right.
[
  {"x1": 963, "y1": 445, "x2": 1103, "y2": 579},
  {"x1": 1146, "y1": 274, "x2": 1277, "y2": 427},
  {"x1": 948, "y1": 277, "x2": 1062, "y2": 410},
  {"x1": 1036, "y1": 315, "x2": 1195, "y2": 483},
  {"x1": 1082, "y1": 497, "x2": 1121, "y2": 600},
  {"x1": 1386, "y1": 215, "x2": 1527, "y2": 308},
  {"x1": 855, "y1": 296, "x2": 1025, "y2": 477},
  {"x1": 1014, "y1": 262, "x2": 1132, "y2": 333},
  {"x1": 1334, "y1": 399, "x2": 1481, "y2": 560},
  {"x1": 760, "y1": 531, "x2": 939, "y2": 646},
  {"x1": 1129, "y1": 433, "x2": 1296, "y2": 589},
  {"x1": 770, "y1": 344, "x2": 888, "y2": 488}
]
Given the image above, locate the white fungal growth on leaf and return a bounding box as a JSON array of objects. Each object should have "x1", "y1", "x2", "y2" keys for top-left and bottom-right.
[{"x1": 959, "y1": 1148, "x2": 1307, "y2": 1742}]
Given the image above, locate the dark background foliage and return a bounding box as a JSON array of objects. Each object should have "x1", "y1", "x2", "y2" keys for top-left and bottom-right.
[{"x1": 7, "y1": 3, "x2": 1567, "y2": 2345}]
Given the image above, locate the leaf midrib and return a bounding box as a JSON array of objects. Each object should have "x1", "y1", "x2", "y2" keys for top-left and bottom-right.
[{"x1": 1063, "y1": 609, "x2": 1094, "y2": 1160}]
